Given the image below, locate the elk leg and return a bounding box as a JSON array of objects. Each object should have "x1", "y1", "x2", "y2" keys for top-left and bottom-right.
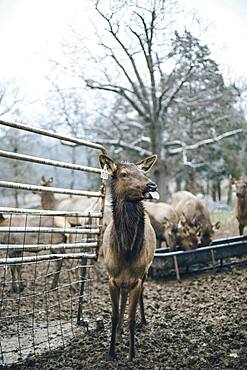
[
  {"x1": 239, "y1": 224, "x2": 244, "y2": 235},
  {"x1": 117, "y1": 289, "x2": 128, "y2": 338},
  {"x1": 51, "y1": 259, "x2": 63, "y2": 289},
  {"x1": 139, "y1": 284, "x2": 147, "y2": 326},
  {"x1": 17, "y1": 264, "x2": 25, "y2": 292},
  {"x1": 66, "y1": 260, "x2": 80, "y2": 292},
  {"x1": 128, "y1": 279, "x2": 142, "y2": 361},
  {"x1": 10, "y1": 265, "x2": 18, "y2": 293},
  {"x1": 108, "y1": 278, "x2": 120, "y2": 360}
]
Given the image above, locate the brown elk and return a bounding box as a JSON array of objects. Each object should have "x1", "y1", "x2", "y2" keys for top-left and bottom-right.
[
  {"x1": 36, "y1": 176, "x2": 101, "y2": 287},
  {"x1": 36, "y1": 176, "x2": 99, "y2": 226},
  {"x1": 0, "y1": 214, "x2": 70, "y2": 292},
  {"x1": 143, "y1": 201, "x2": 179, "y2": 248},
  {"x1": 231, "y1": 179, "x2": 247, "y2": 235},
  {"x1": 171, "y1": 191, "x2": 220, "y2": 248},
  {"x1": 100, "y1": 154, "x2": 158, "y2": 361}
]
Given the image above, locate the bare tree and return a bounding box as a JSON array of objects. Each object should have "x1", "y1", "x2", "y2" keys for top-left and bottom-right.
[{"x1": 82, "y1": 0, "x2": 246, "y2": 197}]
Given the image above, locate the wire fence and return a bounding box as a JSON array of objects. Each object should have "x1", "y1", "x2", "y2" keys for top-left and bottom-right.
[{"x1": 0, "y1": 119, "x2": 107, "y2": 366}]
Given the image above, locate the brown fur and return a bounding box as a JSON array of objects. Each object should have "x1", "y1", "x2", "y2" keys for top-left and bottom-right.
[
  {"x1": 0, "y1": 214, "x2": 70, "y2": 292},
  {"x1": 231, "y1": 179, "x2": 247, "y2": 235},
  {"x1": 100, "y1": 154, "x2": 157, "y2": 360},
  {"x1": 171, "y1": 191, "x2": 220, "y2": 248},
  {"x1": 37, "y1": 176, "x2": 99, "y2": 226},
  {"x1": 143, "y1": 201, "x2": 179, "y2": 248}
]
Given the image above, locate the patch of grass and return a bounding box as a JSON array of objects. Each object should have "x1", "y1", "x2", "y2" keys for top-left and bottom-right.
[{"x1": 210, "y1": 209, "x2": 239, "y2": 239}]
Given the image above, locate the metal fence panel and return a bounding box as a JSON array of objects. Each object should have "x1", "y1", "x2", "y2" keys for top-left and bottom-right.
[{"x1": 0, "y1": 119, "x2": 107, "y2": 366}]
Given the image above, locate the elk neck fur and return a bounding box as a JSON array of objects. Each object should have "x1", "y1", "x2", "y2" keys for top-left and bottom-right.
[
  {"x1": 41, "y1": 191, "x2": 59, "y2": 210},
  {"x1": 110, "y1": 178, "x2": 145, "y2": 261}
]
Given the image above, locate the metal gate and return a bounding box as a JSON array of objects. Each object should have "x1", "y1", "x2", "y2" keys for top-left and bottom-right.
[{"x1": 0, "y1": 119, "x2": 107, "y2": 366}]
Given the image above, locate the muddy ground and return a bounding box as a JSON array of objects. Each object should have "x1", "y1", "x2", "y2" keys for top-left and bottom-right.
[
  {"x1": 2, "y1": 209, "x2": 247, "y2": 370},
  {"x1": 5, "y1": 263, "x2": 247, "y2": 370}
]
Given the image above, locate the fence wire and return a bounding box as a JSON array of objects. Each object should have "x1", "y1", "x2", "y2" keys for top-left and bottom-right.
[{"x1": 0, "y1": 119, "x2": 106, "y2": 366}]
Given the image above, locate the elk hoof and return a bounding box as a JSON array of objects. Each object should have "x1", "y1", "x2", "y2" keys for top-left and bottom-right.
[
  {"x1": 136, "y1": 319, "x2": 147, "y2": 329},
  {"x1": 128, "y1": 353, "x2": 135, "y2": 361},
  {"x1": 107, "y1": 351, "x2": 117, "y2": 361},
  {"x1": 69, "y1": 285, "x2": 78, "y2": 293},
  {"x1": 19, "y1": 282, "x2": 25, "y2": 292},
  {"x1": 12, "y1": 285, "x2": 18, "y2": 293}
]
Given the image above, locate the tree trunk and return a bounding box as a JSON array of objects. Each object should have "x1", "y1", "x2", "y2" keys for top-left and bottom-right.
[
  {"x1": 153, "y1": 161, "x2": 169, "y2": 201},
  {"x1": 14, "y1": 190, "x2": 19, "y2": 208},
  {"x1": 217, "y1": 180, "x2": 221, "y2": 201},
  {"x1": 227, "y1": 181, "x2": 232, "y2": 205},
  {"x1": 175, "y1": 178, "x2": 182, "y2": 192},
  {"x1": 185, "y1": 169, "x2": 197, "y2": 194},
  {"x1": 212, "y1": 182, "x2": 216, "y2": 202}
]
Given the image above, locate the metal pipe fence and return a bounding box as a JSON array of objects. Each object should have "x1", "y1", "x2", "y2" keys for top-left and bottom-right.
[{"x1": 0, "y1": 119, "x2": 107, "y2": 366}]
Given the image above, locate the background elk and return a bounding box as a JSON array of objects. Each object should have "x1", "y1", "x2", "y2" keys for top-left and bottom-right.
[
  {"x1": 35, "y1": 176, "x2": 102, "y2": 285},
  {"x1": 100, "y1": 154, "x2": 158, "y2": 361},
  {"x1": 0, "y1": 213, "x2": 71, "y2": 292},
  {"x1": 143, "y1": 201, "x2": 179, "y2": 248},
  {"x1": 36, "y1": 176, "x2": 99, "y2": 226},
  {"x1": 231, "y1": 179, "x2": 247, "y2": 235},
  {"x1": 171, "y1": 191, "x2": 220, "y2": 248}
]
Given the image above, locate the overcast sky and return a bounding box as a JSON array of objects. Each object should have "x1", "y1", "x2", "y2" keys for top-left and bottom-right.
[{"x1": 0, "y1": 0, "x2": 246, "y2": 101}]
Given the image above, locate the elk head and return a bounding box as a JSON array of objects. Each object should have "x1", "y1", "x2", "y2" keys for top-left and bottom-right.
[
  {"x1": 40, "y1": 176, "x2": 53, "y2": 187},
  {"x1": 173, "y1": 214, "x2": 201, "y2": 250},
  {"x1": 231, "y1": 179, "x2": 247, "y2": 199},
  {"x1": 32, "y1": 176, "x2": 53, "y2": 195},
  {"x1": 99, "y1": 154, "x2": 159, "y2": 202},
  {"x1": 163, "y1": 218, "x2": 177, "y2": 248}
]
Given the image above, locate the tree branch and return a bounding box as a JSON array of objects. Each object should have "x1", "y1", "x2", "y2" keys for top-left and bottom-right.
[
  {"x1": 167, "y1": 128, "x2": 246, "y2": 154},
  {"x1": 96, "y1": 138, "x2": 152, "y2": 156}
]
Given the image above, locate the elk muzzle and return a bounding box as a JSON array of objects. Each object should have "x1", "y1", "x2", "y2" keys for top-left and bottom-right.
[{"x1": 144, "y1": 182, "x2": 159, "y2": 200}]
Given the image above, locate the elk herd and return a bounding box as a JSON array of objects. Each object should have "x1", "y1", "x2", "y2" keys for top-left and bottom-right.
[{"x1": 1, "y1": 152, "x2": 246, "y2": 361}]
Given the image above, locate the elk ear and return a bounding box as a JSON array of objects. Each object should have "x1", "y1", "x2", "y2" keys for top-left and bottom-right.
[
  {"x1": 180, "y1": 213, "x2": 187, "y2": 225},
  {"x1": 136, "y1": 155, "x2": 157, "y2": 172},
  {"x1": 41, "y1": 176, "x2": 46, "y2": 182},
  {"x1": 195, "y1": 225, "x2": 201, "y2": 236},
  {"x1": 191, "y1": 216, "x2": 198, "y2": 227},
  {"x1": 213, "y1": 221, "x2": 220, "y2": 231},
  {"x1": 163, "y1": 217, "x2": 170, "y2": 228},
  {"x1": 230, "y1": 178, "x2": 236, "y2": 185},
  {"x1": 99, "y1": 155, "x2": 117, "y2": 176},
  {"x1": 172, "y1": 223, "x2": 178, "y2": 233}
]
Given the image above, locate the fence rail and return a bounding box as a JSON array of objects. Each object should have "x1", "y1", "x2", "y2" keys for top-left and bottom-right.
[
  {"x1": 0, "y1": 119, "x2": 106, "y2": 153},
  {"x1": 0, "y1": 181, "x2": 102, "y2": 198},
  {"x1": 0, "y1": 206, "x2": 102, "y2": 217},
  {"x1": 0, "y1": 119, "x2": 107, "y2": 366}
]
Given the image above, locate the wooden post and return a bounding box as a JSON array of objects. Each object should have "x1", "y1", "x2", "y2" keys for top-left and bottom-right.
[{"x1": 173, "y1": 255, "x2": 181, "y2": 282}]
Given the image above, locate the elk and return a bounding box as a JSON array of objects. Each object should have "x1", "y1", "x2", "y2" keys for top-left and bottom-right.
[
  {"x1": 231, "y1": 179, "x2": 247, "y2": 235},
  {"x1": 100, "y1": 154, "x2": 158, "y2": 361},
  {"x1": 0, "y1": 213, "x2": 70, "y2": 292},
  {"x1": 36, "y1": 176, "x2": 99, "y2": 225},
  {"x1": 143, "y1": 201, "x2": 179, "y2": 248},
  {"x1": 35, "y1": 176, "x2": 101, "y2": 287},
  {"x1": 171, "y1": 191, "x2": 220, "y2": 248}
]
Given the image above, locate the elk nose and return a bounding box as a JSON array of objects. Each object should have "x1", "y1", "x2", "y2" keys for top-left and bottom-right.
[{"x1": 147, "y1": 181, "x2": 157, "y2": 191}]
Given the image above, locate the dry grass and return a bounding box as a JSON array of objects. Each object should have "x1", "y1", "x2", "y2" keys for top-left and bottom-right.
[{"x1": 211, "y1": 209, "x2": 239, "y2": 240}]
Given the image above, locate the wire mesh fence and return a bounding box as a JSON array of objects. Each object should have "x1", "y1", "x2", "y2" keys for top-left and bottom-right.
[{"x1": 0, "y1": 119, "x2": 107, "y2": 366}]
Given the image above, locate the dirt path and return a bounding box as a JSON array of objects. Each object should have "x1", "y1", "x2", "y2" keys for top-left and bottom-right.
[{"x1": 8, "y1": 266, "x2": 246, "y2": 370}]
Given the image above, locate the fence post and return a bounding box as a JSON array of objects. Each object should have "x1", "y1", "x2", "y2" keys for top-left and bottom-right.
[{"x1": 77, "y1": 257, "x2": 88, "y2": 325}]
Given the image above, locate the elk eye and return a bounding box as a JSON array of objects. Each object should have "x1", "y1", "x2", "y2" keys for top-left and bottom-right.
[{"x1": 120, "y1": 171, "x2": 128, "y2": 178}]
